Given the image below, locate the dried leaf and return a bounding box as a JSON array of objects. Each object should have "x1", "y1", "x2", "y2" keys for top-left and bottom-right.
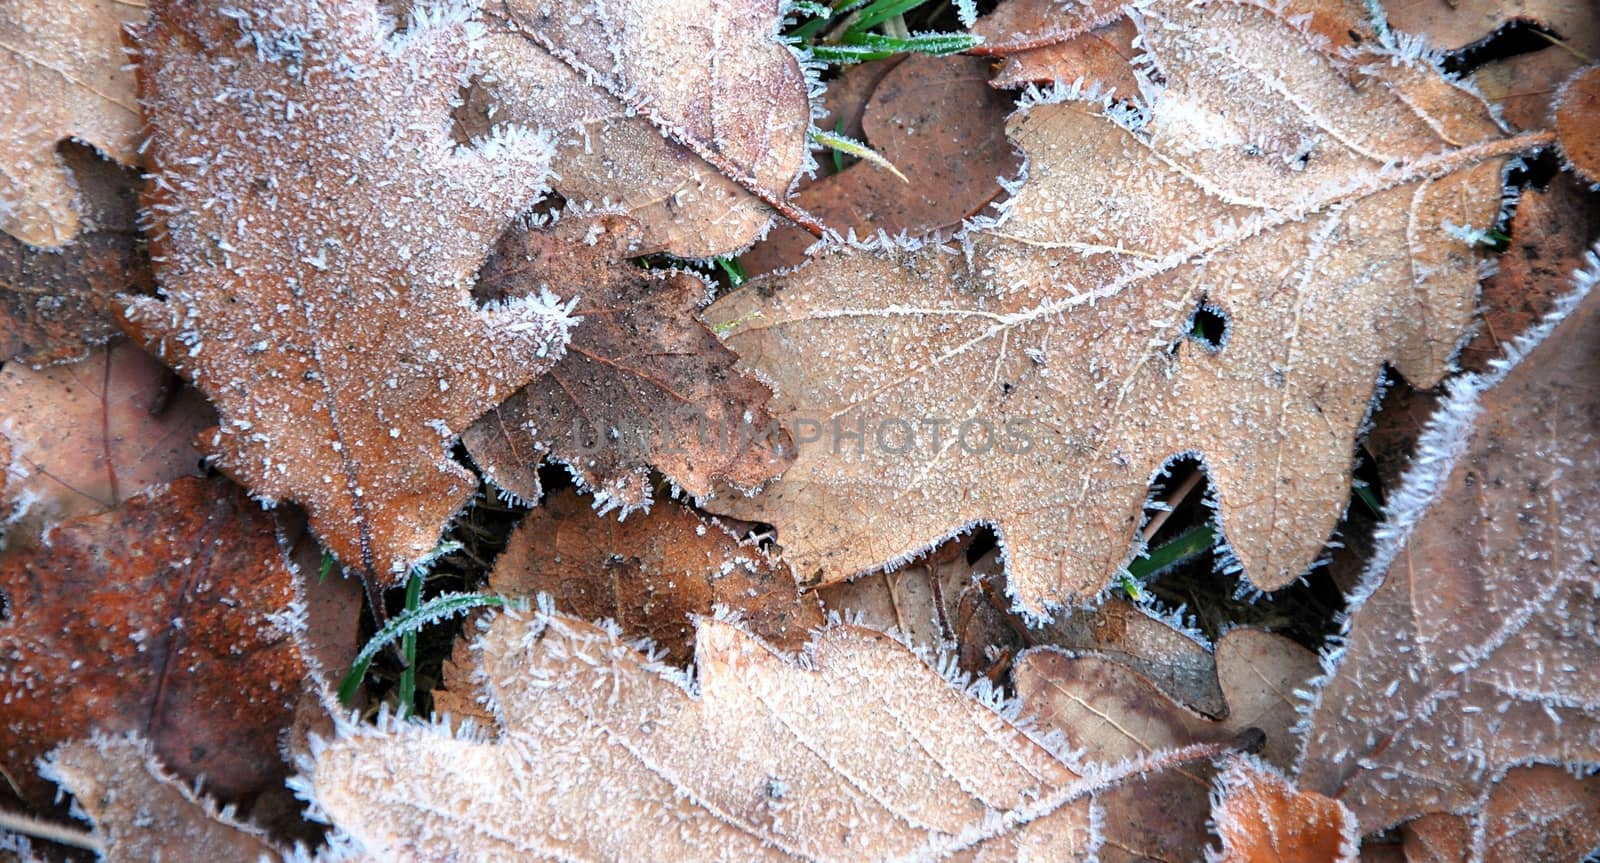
[
  {"x1": 702, "y1": 0, "x2": 1539, "y2": 612},
  {"x1": 742, "y1": 55, "x2": 1022, "y2": 275},
  {"x1": 1296, "y1": 258, "x2": 1600, "y2": 831},
  {"x1": 0, "y1": 146, "x2": 149, "y2": 367},
  {"x1": 1556, "y1": 64, "x2": 1600, "y2": 186},
  {"x1": 0, "y1": 0, "x2": 143, "y2": 248},
  {"x1": 1384, "y1": 0, "x2": 1598, "y2": 130},
  {"x1": 1209, "y1": 756, "x2": 1358, "y2": 863},
  {"x1": 462, "y1": 213, "x2": 791, "y2": 510},
  {"x1": 311, "y1": 609, "x2": 1127, "y2": 861},
  {"x1": 479, "y1": 487, "x2": 822, "y2": 666},
  {"x1": 474, "y1": 0, "x2": 811, "y2": 257},
  {"x1": 0, "y1": 341, "x2": 214, "y2": 549},
  {"x1": 1401, "y1": 764, "x2": 1600, "y2": 863},
  {"x1": 1015, "y1": 628, "x2": 1318, "y2": 861},
  {"x1": 124, "y1": 0, "x2": 573, "y2": 586},
  {"x1": 985, "y1": 17, "x2": 1142, "y2": 95},
  {"x1": 39, "y1": 734, "x2": 285, "y2": 863},
  {"x1": 0, "y1": 476, "x2": 307, "y2": 814}
]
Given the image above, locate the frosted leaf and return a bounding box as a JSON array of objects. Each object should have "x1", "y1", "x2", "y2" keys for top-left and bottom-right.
[
  {"x1": 311, "y1": 610, "x2": 1122, "y2": 861},
  {"x1": 462, "y1": 213, "x2": 792, "y2": 509},
  {"x1": 39, "y1": 733, "x2": 285, "y2": 863},
  {"x1": 125, "y1": 0, "x2": 572, "y2": 587},
  {"x1": 0, "y1": 0, "x2": 143, "y2": 248},
  {"x1": 1206, "y1": 755, "x2": 1358, "y2": 863},
  {"x1": 1296, "y1": 256, "x2": 1600, "y2": 831},
  {"x1": 1015, "y1": 628, "x2": 1319, "y2": 861},
  {"x1": 474, "y1": 0, "x2": 811, "y2": 257},
  {"x1": 1555, "y1": 64, "x2": 1600, "y2": 186},
  {"x1": 1402, "y1": 764, "x2": 1600, "y2": 863},
  {"x1": 702, "y1": 0, "x2": 1546, "y2": 613}
]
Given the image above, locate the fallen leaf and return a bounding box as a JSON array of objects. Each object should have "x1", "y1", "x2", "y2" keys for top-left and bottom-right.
[
  {"x1": 0, "y1": 0, "x2": 143, "y2": 248},
  {"x1": 0, "y1": 146, "x2": 149, "y2": 367},
  {"x1": 307, "y1": 608, "x2": 1195, "y2": 861},
  {"x1": 702, "y1": 0, "x2": 1540, "y2": 612},
  {"x1": 124, "y1": 0, "x2": 573, "y2": 587},
  {"x1": 1384, "y1": 0, "x2": 1598, "y2": 130},
  {"x1": 816, "y1": 540, "x2": 999, "y2": 656},
  {"x1": 1209, "y1": 756, "x2": 1358, "y2": 863},
  {"x1": 1555, "y1": 64, "x2": 1600, "y2": 185},
  {"x1": 984, "y1": 17, "x2": 1142, "y2": 95},
  {"x1": 38, "y1": 733, "x2": 286, "y2": 863},
  {"x1": 741, "y1": 54, "x2": 1022, "y2": 275},
  {"x1": 0, "y1": 341, "x2": 214, "y2": 549},
  {"x1": 0, "y1": 476, "x2": 307, "y2": 816},
  {"x1": 1401, "y1": 764, "x2": 1600, "y2": 863},
  {"x1": 462, "y1": 213, "x2": 791, "y2": 510},
  {"x1": 477, "y1": 487, "x2": 822, "y2": 666},
  {"x1": 1296, "y1": 257, "x2": 1600, "y2": 831},
  {"x1": 473, "y1": 0, "x2": 812, "y2": 257},
  {"x1": 1014, "y1": 627, "x2": 1318, "y2": 861}
]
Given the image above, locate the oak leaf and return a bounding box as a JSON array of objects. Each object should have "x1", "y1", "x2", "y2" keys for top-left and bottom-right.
[
  {"x1": 39, "y1": 734, "x2": 286, "y2": 863},
  {"x1": 462, "y1": 213, "x2": 791, "y2": 510},
  {"x1": 1401, "y1": 764, "x2": 1600, "y2": 863},
  {"x1": 0, "y1": 476, "x2": 308, "y2": 815},
  {"x1": 473, "y1": 0, "x2": 812, "y2": 257},
  {"x1": 1296, "y1": 257, "x2": 1600, "y2": 831},
  {"x1": 1015, "y1": 627, "x2": 1319, "y2": 861},
  {"x1": 741, "y1": 55, "x2": 1022, "y2": 275},
  {"x1": 0, "y1": 0, "x2": 143, "y2": 248},
  {"x1": 0, "y1": 341, "x2": 214, "y2": 549},
  {"x1": 124, "y1": 0, "x2": 573, "y2": 586},
  {"x1": 309, "y1": 608, "x2": 1151, "y2": 861},
  {"x1": 702, "y1": 0, "x2": 1542, "y2": 612},
  {"x1": 1208, "y1": 756, "x2": 1358, "y2": 863}
]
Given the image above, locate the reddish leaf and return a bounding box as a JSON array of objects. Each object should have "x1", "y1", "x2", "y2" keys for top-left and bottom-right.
[
  {"x1": 463, "y1": 213, "x2": 790, "y2": 510},
  {"x1": 0, "y1": 476, "x2": 307, "y2": 816},
  {"x1": 125, "y1": 0, "x2": 571, "y2": 587},
  {"x1": 1556, "y1": 64, "x2": 1600, "y2": 186},
  {"x1": 1403, "y1": 764, "x2": 1600, "y2": 863},
  {"x1": 1209, "y1": 756, "x2": 1358, "y2": 863}
]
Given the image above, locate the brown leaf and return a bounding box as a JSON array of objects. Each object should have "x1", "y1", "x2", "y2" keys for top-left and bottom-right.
[
  {"x1": 124, "y1": 0, "x2": 573, "y2": 587},
  {"x1": 702, "y1": 0, "x2": 1539, "y2": 612},
  {"x1": 475, "y1": 0, "x2": 811, "y2": 257},
  {"x1": 985, "y1": 17, "x2": 1142, "y2": 95},
  {"x1": 480, "y1": 487, "x2": 822, "y2": 666},
  {"x1": 1209, "y1": 756, "x2": 1358, "y2": 863},
  {"x1": 1015, "y1": 628, "x2": 1319, "y2": 861},
  {"x1": 742, "y1": 55, "x2": 1022, "y2": 275},
  {"x1": 0, "y1": 476, "x2": 308, "y2": 815},
  {"x1": 0, "y1": 146, "x2": 150, "y2": 367},
  {"x1": 1402, "y1": 764, "x2": 1600, "y2": 863},
  {"x1": 1556, "y1": 64, "x2": 1600, "y2": 186},
  {"x1": 0, "y1": 341, "x2": 214, "y2": 549},
  {"x1": 0, "y1": 0, "x2": 143, "y2": 247},
  {"x1": 1384, "y1": 0, "x2": 1598, "y2": 130},
  {"x1": 462, "y1": 213, "x2": 791, "y2": 510},
  {"x1": 1296, "y1": 260, "x2": 1600, "y2": 831},
  {"x1": 312, "y1": 609, "x2": 1131, "y2": 861},
  {"x1": 39, "y1": 734, "x2": 286, "y2": 863}
]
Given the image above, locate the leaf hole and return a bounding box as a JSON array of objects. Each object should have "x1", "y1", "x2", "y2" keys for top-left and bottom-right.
[
  {"x1": 1440, "y1": 18, "x2": 1565, "y2": 78},
  {"x1": 1187, "y1": 301, "x2": 1229, "y2": 352}
]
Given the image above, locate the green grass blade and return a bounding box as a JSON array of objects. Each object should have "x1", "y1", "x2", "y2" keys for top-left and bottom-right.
[
  {"x1": 397, "y1": 571, "x2": 423, "y2": 718},
  {"x1": 816, "y1": 31, "x2": 982, "y2": 62},
  {"x1": 808, "y1": 127, "x2": 908, "y2": 182},
  {"x1": 337, "y1": 592, "x2": 508, "y2": 707},
  {"x1": 846, "y1": 0, "x2": 933, "y2": 34},
  {"x1": 716, "y1": 256, "x2": 746, "y2": 287},
  {"x1": 1125, "y1": 523, "x2": 1215, "y2": 582}
]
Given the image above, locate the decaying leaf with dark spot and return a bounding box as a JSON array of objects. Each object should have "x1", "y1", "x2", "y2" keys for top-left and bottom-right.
[
  {"x1": 1401, "y1": 764, "x2": 1600, "y2": 863},
  {"x1": 741, "y1": 55, "x2": 1022, "y2": 275},
  {"x1": 125, "y1": 0, "x2": 572, "y2": 587},
  {"x1": 475, "y1": 0, "x2": 811, "y2": 257},
  {"x1": 1208, "y1": 756, "x2": 1358, "y2": 863},
  {"x1": 703, "y1": 0, "x2": 1539, "y2": 612},
  {"x1": 477, "y1": 487, "x2": 822, "y2": 667},
  {"x1": 463, "y1": 213, "x2": 791, "y2": 511},
  {"x1": 0, "y1": 341, "x2": 214, "y2": 549},
  {"x1": 1015, "y1": 628, "x2": 1318, "y2": 862},
  {"x1": 0, "y1": 147, "x2": 150, "y2": 367},
  {"x1": 0, "y1": 476, "x2": 308, "y2": 819},
  {"x1": 0, "y1": 0, "x2": 143, "y2": 248},
  {"x1": 1297, "y1": 258, "x2": 1600, "y2": 832},
  {"x1": 1555, "y1": 64, "x2": 1600, "y2": 185},
  {"x1": 39, "y1": 734, "x2": 288, "y2": 863}
]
